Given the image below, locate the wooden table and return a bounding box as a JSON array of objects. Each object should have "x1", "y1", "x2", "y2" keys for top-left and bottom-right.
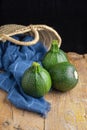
[{"x1": 0, "y1": 52, "x2": 87, "y2": 130}]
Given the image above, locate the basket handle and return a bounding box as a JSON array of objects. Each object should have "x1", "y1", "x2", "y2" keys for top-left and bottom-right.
[
  {"x1": 0, "y1": 26, "x2": 39, "y2": 46},
  {"x1": 0, "y1": 24, "x2": 62, "y2": 47}
]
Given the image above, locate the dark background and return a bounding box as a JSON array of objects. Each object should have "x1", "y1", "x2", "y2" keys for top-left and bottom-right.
[{"x1": 0, "y1": 0, "x2": 87, "y2": 54}]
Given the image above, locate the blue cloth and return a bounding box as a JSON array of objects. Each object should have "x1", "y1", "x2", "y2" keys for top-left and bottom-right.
[{"x1": 0, "y1": 35, "x2": 51, "y2": 117}]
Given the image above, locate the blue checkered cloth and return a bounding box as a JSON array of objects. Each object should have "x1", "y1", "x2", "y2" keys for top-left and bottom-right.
[{"x1": 0, "y1": 35, "x2": 51, "y2": 117}]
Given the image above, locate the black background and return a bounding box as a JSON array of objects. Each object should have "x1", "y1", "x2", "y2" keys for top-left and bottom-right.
[{"x1": 0, "y1": 0, "x2": 87, "y2": 54}]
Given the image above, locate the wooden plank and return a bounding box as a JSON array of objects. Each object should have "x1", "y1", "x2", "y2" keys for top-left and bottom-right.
[
  {"x1": 10, "y1": 106, "x2": 44, "y2": 130},
  {"x1": 0, "y1": 52, "x2": 87, "y2": 130},
  {"x1": 0, "y1": 90, "x2": 44, "y2": 130},
  {"x1": 45, "y1": 52, "x2": 87, "y2": 130},
  {"x1": 0, "y1": 91, "x2": 13, "y2": 130}
]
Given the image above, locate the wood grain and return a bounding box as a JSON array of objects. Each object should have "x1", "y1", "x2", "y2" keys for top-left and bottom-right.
[{"x1": 0, "y1": 52, "x2": 87, "y2": 130}]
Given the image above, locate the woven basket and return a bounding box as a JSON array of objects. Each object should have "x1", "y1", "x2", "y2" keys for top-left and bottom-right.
[{"x1": 0, "y1": 24, "x2": 62, "y2": 50}]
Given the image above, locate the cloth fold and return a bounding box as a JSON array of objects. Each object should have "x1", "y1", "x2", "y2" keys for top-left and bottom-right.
[{"x1": 0, "y1": 35, "x2": 51, "y2": 117}]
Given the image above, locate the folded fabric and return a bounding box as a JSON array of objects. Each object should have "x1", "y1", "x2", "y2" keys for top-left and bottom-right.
[{"x1": 0, "y1": 35, "x2": 51, "y2": 117}]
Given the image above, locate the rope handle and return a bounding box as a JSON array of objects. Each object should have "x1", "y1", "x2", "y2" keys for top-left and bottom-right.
[{"x1": 0, "y1": 24, "x2": 62, "y2": 47}]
